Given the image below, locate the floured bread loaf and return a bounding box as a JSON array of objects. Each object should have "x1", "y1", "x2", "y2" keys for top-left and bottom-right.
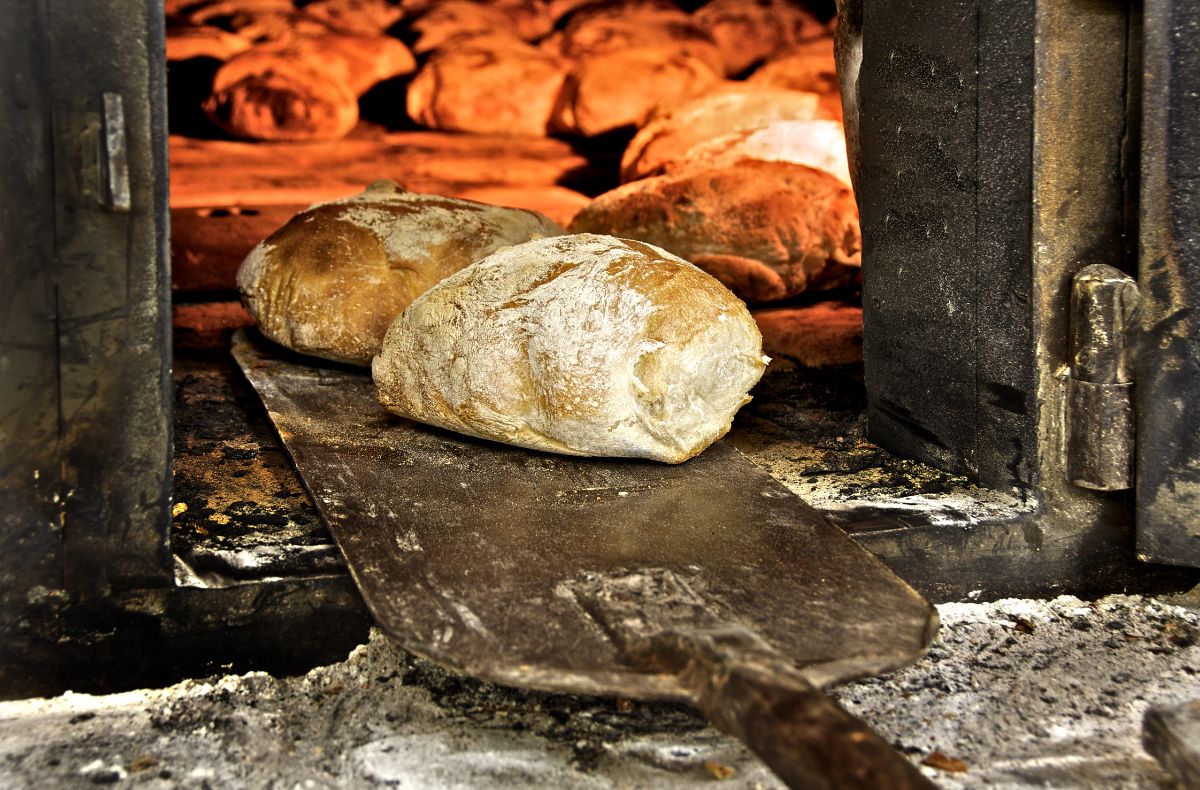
[
  {"x1": 373, "y1": 234, "x2": 768, "y2": 463},
  {"x1": 619, "y1": 84, "x2": 825, "y2": 182},
  {"x1": 667, "y1": 119, "x2": 853, "y2": 186},
  {"x1": 238, "y1": 180, "x2": 564, "y2": 365},
  {"x1": 748, "y1": 36, "x2": 843, "y2": 120},
  {"x1": 569, "y1": 160, "x2": 860, "y2": 302}
]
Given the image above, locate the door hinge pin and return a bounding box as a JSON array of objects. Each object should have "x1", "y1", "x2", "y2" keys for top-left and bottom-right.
[{"x1": 1067, "y1": 263, "x2": 1138, "y2": 490}]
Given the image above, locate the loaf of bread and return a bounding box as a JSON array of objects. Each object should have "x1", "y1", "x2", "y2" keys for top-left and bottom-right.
[
  {"x1": 203, "y1": 55, "x2": 359, "y2": 141},
  {"x1": 551, "y1": 49, "x2": 721, "y2": 137},
  {"x1": 547, "y1": 8, "x2": 725, "y2": 76},
  {"x1": 407, "y1": 41, "x2": 568, "y2": 136},
  {"x1": 372, "y1": 234, "x2": 768, "y2": 463},
  {"x1": 203, "y1": 33, "x2": 415, "y2": 140},
  {"x1": 619, "y1": 84, "x2": 825, "y2": 181},
  {"x1": 569, "y1": 160, "x2": 860, "y2": 302},
  {"x1": 664, "y1": 119, "x2": 853, "y2": 186},
  {"x1": 748, "y1": 36, "x2": 843, "y2": 120},
  {"x1": 237, "y1": 181, "x2": 564, "y2": 365},
  {"x1": 693, "y1": 0, "x2": 826, "y2": 75}
]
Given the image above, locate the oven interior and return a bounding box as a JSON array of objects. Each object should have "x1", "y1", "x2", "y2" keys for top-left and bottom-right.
[{"x1": 2, "y1": 0, "x2": 1199, "y2": 700}]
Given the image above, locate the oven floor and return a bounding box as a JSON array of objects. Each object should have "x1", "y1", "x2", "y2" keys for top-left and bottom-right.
[
  {"x1": 1, "y1": 590, "x2": 1195, "y2": 788},
  {"x1": 169, "y1": 299, "x2": 1018, "y2": 593}
]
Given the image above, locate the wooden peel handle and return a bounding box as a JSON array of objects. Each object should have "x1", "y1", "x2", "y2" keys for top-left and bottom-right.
[
  {"x1": 632, "y1": 631, "x2": 935, "y2": 790},
  {"x1": 697, "y1": 660, "x2": 934, "y2": 790}
]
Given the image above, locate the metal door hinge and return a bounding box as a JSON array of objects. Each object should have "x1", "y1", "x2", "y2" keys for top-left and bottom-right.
[
  {"x1": 78, "y1": 92, "x2": 131, "y2": 213},
  {"x1": 1067, "y1": 264, "x2": 1138, "y2": 490}
]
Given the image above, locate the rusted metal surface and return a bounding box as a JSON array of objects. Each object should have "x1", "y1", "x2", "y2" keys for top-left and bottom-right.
[
  {"x1": 1136, "y1": 0, "x2": 1200, "y2": 567},
  {"x1": 1024, "y1": 0, "x2": 1144, "y2": 577},
  {"x1": 3, "y1": 0, "x2": 172, "y2": 672},
  {"x1": 45, "y1": 0, "x2": 174, "y2": 595},
  {"x1": 1067, "y1": 264, "x2": 1138, "y2": 490},
  {"x1": 0, "y1": 0, "x2": 66, "y2": 671},
  {"x1": 232, "y1": 330, "x2": 938, "y2": 788}
]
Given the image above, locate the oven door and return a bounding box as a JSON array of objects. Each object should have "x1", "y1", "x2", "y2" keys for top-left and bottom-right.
[
  {"x1": 0, "y1": 0, "x2": 173, "y2": 605},
  {"x1": 855, "y1": 0, "x2": 1200, "y2": 573},
  {"x1": 1135, "y1": 0, "x2": 1200, "y2": 568}
]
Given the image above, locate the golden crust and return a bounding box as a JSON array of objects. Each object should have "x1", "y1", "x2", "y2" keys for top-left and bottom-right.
[
  {"x1": 619, "y1": 84, "x2": 826, "y2": 182},
  {"x1": 407, "y1": 42, "x2": 568, "y2": 136},
  {"x1": 237, "y1": 181, "x2": 564, "y2": 365},
  {"x1": 203, "y1": 57, "x2": 359, "y2": 141},
  {"x1": 569, "y1": 160, "x2": 861, "y2": 302},
  {"x1": 551, "y1": 49, "x2": 721, "y2": 137}
]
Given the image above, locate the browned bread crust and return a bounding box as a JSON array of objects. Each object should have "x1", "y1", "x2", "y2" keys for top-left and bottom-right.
[
  {"x1": 570, "y1": 160, "x2": 860, "y2": 302},
  {"x1": 237, "y1": 181, "x2": 564, "y2": 365}
]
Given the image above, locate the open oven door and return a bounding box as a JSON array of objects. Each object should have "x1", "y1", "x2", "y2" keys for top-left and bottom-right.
[{"x1": 1135, "y1": 0, "x2": 1200, "y2": 568}]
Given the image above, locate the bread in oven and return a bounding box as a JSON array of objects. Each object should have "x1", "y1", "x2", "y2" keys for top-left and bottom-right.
[
  {"x1": 546, "y1": 5, "x2": 725, "y2": 76},
  {"x1": 202, "y1": 33, "x2": 415, "y2": 140},
  {"x1": 407, "y1": 41, "x2": 569, "y2": 136},
  {"x1": 667, "y1": 119, "x2": 853, "y2": 187},
  {"x1": 569, "y1": 160, "x2": 860, "y2": 303},
  {"x1": 619, "y1": 83, "x2": 826, "y2": 182},
  {"x1": 551, "y1": 49, "x2": 721, "y2": 137},
  {"x1": 237, "y1": 180, "x2": 564, "y2": 365},
  {"x1": 692, "y1": 0, "x2": 826, "y2": 76},
  {"x1": 372, "y1": 233, "x2": 768, "y2": 463}
]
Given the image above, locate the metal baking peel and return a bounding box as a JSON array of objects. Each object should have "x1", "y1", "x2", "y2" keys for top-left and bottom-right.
[{"x1": 232, "y1": 330, "x2": 938, "y2": 788}]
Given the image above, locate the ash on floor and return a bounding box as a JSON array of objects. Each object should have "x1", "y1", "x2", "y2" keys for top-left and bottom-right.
[{"x1": 1, "y1": 593, "x2": 1196, "y2": 789}]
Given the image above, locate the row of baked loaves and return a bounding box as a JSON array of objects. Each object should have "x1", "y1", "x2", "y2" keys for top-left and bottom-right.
[
  {"x1": 238, "y1": 181, "x2": 768, "y2": 463},
  {"x1": 569, "y1": 80, "x2": 858, "y2": 303},
  {"x1": 165, "y1": 0, "x2": 838, "y2": 141}
]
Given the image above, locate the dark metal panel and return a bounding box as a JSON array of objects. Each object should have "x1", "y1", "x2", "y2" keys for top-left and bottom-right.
[
  {"x1": 0, "y1": 0, "x2": 66, "y2": 635},
  {"x1": 46, "y1": 0, "x2": 173, "y2": 593},
  {"x1": 973, "y1": 0, "x2": 1037, "y2": 492},
  {"x1": 859, "y1": 0, "x2": 1037, "y2": 491},
  {"x1": 1137, "y1": 0, "x2": 1200, "y2": 566},
  {"x1": 860, "y1": 0, "x2": 981, "y2": 479}
]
